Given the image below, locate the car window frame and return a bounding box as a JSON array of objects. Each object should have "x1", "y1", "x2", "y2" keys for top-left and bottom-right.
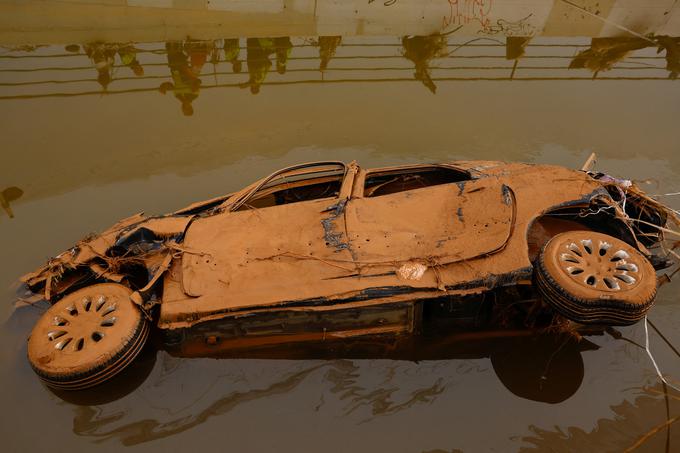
[
  {"x1": 226, "y1": 161, "x2": 351, "y2": 212},
  {"x1": 351, "y1": 164, "x2": 472, "y2": 199}
]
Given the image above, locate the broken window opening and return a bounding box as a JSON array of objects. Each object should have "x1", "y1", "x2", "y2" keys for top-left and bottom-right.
[
  {"x1": 363, "y1": 167, "x2": 470, "y2": 197},
  {"x1": 236, "y1": 176, "x2": 343, "y2": 211}
]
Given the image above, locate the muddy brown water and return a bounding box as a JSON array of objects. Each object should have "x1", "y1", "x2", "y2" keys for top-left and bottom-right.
[{"x1": 1, "y1": 1, "x2": 680, "y2": 452}]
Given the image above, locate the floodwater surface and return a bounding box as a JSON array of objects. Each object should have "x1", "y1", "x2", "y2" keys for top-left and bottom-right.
[{"x1": 1, "y1": 1, "x2": 680, "y2": 452}]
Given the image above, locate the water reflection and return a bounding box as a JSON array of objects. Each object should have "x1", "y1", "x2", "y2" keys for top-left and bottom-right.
[
  {"x1": 59, "y1": 329, "x2": 593, "y2": 445},
  {"x1": 521, "y1": 383, "x2": 680, "y2": 452},
  {"x1": 318, "y1": 36, "x2": 342, "y2": 71},
  {"x1": 82, "y1": 42, "x2": 145, "y2": 90},
  {"x1": 1, "y1": 3, "x2": 680, "y2": 451},
  {"x1": 0, "y1": 186, "x2": 23, "y2": 219},
  {"x1": 402, "y1": 34, "x2": 449, "y2": 93},
  {"x1": 571, "y1": 36, "x2": 680, "y2": 79},
  {"x1": 222, "y1": 38, "x2": 242, "y2": 73},
  {"x1": 241, "y1": 37, "x2": 291, "y2": 95},
  {"x1": 2, "y1": 34, "x2": 678, "y2": 113},
  {"x1": 159, "y1": 41, "x2": 212, "y2": 116}
]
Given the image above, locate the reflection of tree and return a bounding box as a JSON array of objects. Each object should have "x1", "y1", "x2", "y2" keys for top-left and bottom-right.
[
  {"x1": 570, "y1": 36, "x2": 680, "y2": 79},
  {"x1": 402, "y1": 34, "x2": 448, "y2": 94},
  {"x1": 0, "y1": 187, "x2": 23, "y2": 219},
  {"x1": 159, "y1": 40, "x2": 213, "y2": 116},
  {"x1": 318, "y1": 36, "x2": 342, "y2": 71}
]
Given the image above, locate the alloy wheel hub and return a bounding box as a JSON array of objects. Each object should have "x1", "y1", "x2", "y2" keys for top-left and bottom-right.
[{"x1": 557, "y1": 238, "x2": 640, "y2": 292}]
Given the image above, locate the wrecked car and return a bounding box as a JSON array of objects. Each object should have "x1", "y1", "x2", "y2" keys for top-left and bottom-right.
[{"x1": 21, "y1": 160, "x2": 676, "y2": 389}]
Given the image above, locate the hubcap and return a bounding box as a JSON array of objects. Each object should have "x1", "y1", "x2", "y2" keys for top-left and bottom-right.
[
  {"x1": 28, "y1": 283, "x2": 143, "y2": 380},
  {"x1": 557, "y1": 237, "x2": 640, "y2": 292},
  {"x1": 45, "y1": 294, "x2": 118, "y2": 353}
]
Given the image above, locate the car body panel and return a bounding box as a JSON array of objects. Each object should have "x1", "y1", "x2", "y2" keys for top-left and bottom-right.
[
  {"x1": 157, "y1": 161, "x2": 608, "y2": 329},
  {"x1": 345, "y1": 177, "x2": 515, "y2": 264}
]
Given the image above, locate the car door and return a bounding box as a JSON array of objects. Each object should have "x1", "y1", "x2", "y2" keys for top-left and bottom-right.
[
  {"x1": 344, "y1": 166, "x2": 516, "y2": 265},
  {"x1": 179, "y1": 163, "x2": 357, "y2": 309}
]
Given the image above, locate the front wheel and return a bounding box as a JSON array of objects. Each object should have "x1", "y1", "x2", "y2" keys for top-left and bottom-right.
[
  {"x1": 535, "y1": 231, "x2": 657, "y2": 326},
  {"x1": 28, "y1": 283, "x2": 150, "y2": 390}
]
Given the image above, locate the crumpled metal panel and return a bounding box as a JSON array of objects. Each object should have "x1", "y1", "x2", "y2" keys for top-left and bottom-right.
[{"x1": 345, "y1": 178, "x2": 515, "y2": 265}]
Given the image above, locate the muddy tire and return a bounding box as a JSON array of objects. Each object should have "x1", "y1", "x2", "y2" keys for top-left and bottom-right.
[
  {"x1": 28, "y1": 283, "x2": 149, "y2": 390},
  {"x1": 535, "y1": 231, "x2": 657, "y2": 326}
]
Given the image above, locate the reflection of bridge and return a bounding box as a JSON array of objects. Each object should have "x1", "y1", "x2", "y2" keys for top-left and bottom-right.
[{"x1": 0, "y1": 37, "x2": 677, "y2": 104}]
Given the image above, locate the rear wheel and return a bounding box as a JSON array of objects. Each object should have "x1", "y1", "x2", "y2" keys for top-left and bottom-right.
[
  {"x1": 535, "y1": 231, "x2": 657, "y2": 326},
  {"x1": 28, "y1": 283, "x2": 149, "y2": 390}
]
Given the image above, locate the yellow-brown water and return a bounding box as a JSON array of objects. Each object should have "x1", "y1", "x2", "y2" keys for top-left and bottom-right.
[{"x1": 1, "y1": 1, "x2": 680, "y2": 451}]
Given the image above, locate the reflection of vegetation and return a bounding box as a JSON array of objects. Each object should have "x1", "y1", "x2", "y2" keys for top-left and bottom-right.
[
  {"x1": 159, "y1": 40, "x2": 213, "y2": 116},
  {"x1": 318, "y1": 36, "x2": 342, "y2": 71},
  {"x1": 402, "y1": 34, "x2": 449, "y2": 94},
  {"x1": 570, "y1": 36, "x2": 680, "y2": 79},
  {"x1": 0, "y1": 187, "x2": 23, "y2": 219}
]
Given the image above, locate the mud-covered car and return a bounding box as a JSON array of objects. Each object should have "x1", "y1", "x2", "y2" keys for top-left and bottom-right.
[{"x1": 21, "y1": 160, "x2": 674, "y2": 389}]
